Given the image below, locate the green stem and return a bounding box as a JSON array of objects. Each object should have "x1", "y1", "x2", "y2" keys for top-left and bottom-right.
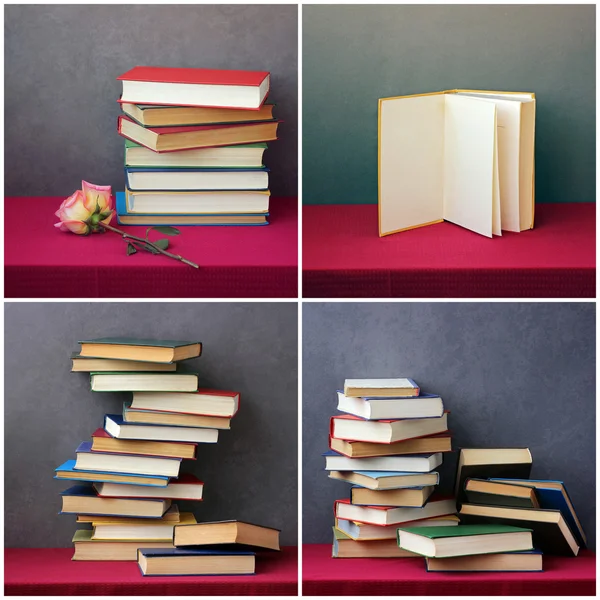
[{"x1": 98, "y1": 222, "x2": 199, "y2": 269}]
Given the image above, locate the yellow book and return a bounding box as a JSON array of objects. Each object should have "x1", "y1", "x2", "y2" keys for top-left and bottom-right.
[{"x1": 378, "y1": 89, "x2": 535, "y2": 238}]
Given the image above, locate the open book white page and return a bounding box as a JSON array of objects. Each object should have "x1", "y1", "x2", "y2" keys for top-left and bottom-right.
[
  {"x1": 443, "y1": 94, "x2": 496, "y2": 238},
  {"x1": 457, "y1": 91, "x2": 536, "y2": 231},
  {"x1": 458, "y1": 93, "x2": 527, "y2": 232},
  {"x1": 379, "y1": 94, "x2": 444, "y2": 235}
]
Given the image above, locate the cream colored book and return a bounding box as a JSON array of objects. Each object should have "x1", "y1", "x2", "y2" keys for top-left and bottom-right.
[{"x1": 378, "y1": 89, "x2": 535, "y2": 238}]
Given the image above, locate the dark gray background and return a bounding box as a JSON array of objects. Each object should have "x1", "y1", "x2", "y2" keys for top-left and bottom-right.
[
  {"x1": 303, "y1": 4, "x2": 596, "y2": 204},
  {"x1": 4, "y1": 302, "x2": 298, "y2": 547},
  {"x1": 5, "y1": 5, "x2": 298, "y2": 197},
  {"x1": 302, "y1": 302, "x2": 596, "y2": 547}
]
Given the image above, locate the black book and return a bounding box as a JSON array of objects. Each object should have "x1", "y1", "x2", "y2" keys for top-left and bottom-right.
[
  {"x1": 459, "y1": 503, "x2": 579, "y2": 556},
  {"x1": 454, "y1": 448, "x2": 532, "y2": 508}
]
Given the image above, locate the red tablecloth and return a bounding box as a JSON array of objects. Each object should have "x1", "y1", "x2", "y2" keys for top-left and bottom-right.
[
  {"x1": 4, "y1": 547, "x2": 298, "y2": 596},
  {"x1": 302, "y1": 544, "x2": 595, "y2": 596},
  {"x1": 303, "y1": 203, "x2": 595, "y2": 298},
  {"x1": 4, "y1": 197, "x2": 298, "y2": 298}
]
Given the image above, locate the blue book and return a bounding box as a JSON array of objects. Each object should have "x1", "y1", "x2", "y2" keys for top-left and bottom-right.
[
  {"x1": 138, "y1": 548, "x2": 256, "y2": 576},
  {"x1": 54, "y1": 459, "x2": 169, "y2": 487},
  {"x1": 336, "y1": 390, "x2": 444, "y2": 420},
  {"x1": 115, "y1": 191, "x2": 270, "y2": 227},
  {"x1": 489, "y1": 478, "x2": 587, "y2": 547},
  {"x1": 60, "y1": 484, "x2": 97, "y2": 497},
  {"x1": 125, "y1": 166, "x2": 269, "y2": 192}
]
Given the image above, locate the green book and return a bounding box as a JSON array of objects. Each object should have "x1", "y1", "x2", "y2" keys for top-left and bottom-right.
[
  {"x1": 78, "y1": 338, "x2": 201, "y2": 364},
  {"x1": 89, "y1": 371, "x2": 198, "y2": 393},
  {"x1": 124, "y1": 139, "x2": 268, "y2": 169},
  {"x1": 397, "y1": 524, "x2": 533, "y2": 558}
]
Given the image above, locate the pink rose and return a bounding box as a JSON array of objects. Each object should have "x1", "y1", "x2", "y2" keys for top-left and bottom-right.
[{"x1": 54, "y1": 182, "x2": 113, "y2": 235}]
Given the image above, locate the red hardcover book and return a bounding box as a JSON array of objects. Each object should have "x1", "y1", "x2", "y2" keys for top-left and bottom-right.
[
  {"x1": 329, "y1": 431, "x2": 453, "y2": 458},
  {"x1": 334, "y1": 496, "x2": 457, "y2": 526},
  {"x1": 329, "y1": 412, "x2": 450, "y2": 444},
  {"x1": 117, "y1": 66, "x2": 270, "y2": 109},
  {"x1": 117, "y1": 115, "x2": 280, "y2": 153}
]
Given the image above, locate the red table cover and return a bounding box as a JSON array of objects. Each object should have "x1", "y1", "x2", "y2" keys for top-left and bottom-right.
[
  {"x1": 4, "y1": 196, "x2": 298, "y2": 298},
  {"x1": 302, "y1": 544, "x2": 595, "y2": 596},
  {"x1": 302, "y1": 203, "x2": 595, "y2": 298},
  {"x1": 4, "y1": 547, "x2": 298, "y2": 596}
]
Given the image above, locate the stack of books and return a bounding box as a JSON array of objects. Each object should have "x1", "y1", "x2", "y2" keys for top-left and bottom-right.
[
  {"x1": 451, "y1": 448, "x2": 585, "y2": 564},
  {"x1": 396, "y1": 448, "x2": 586, "y2": 571},
  {"x1": 326, "y1": 380, "x2": 586, "y2": 571},
  {"x1": 325, "y1": 378, "x2": 456, "y2": 558},
  {"x1": 54, "y1": 338, "x2": 238, "y2": 569},
  {"x1": 115, "y1": 66, "x2": 280, "y2": 226},
  {"x1": 397, "y1": 523, "x2": 541, "y2": 572}
]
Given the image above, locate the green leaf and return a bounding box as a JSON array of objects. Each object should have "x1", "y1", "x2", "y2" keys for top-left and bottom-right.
[
  {"x1": 153, "y1": 238, "x2": 169, "y2": 251},
  {"x1": 149, "y1": 226, "x2": 180, "y2": 237},
  {"x1": 126, "y1": 243, "x2": 137, "y2": 256}
]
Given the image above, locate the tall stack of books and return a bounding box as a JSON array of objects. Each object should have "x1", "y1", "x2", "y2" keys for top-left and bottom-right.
[
  {"x1": 55, "y1": 338, "x2": 238, "y2": 568},
  {"x1": 325, "y1": 378, "x2": 456, "y2": 558},
  {"x1": 115, "y1": 66, "x2": 280, "y2": 226}
]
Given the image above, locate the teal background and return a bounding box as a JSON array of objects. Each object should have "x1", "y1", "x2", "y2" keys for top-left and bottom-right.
[{"x1": 303, "y1": 5, "x2": 595, "y2": 205}]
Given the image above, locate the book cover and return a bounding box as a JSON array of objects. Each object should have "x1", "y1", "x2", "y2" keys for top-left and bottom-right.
[
  {"x1": 79, "y1": 338, "x2": 200, "y2": 348},
  {"x1": 397, "y1": 524, "x2": 532, "y2": 539},
  {"x1": 117, "y1": 66, "x2": 269, "y2": 88}
]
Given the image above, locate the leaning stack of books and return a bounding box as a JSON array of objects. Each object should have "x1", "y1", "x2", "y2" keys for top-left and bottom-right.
[
  {"x1": 325, "y1": 378, "x2": 456, "y2": 558},
  {"x1": 55, "y1": 338, "x2": 238, "y2": 564},
  {"x1": 115, "y1": 66, "x2": 279, "y2": 226},
  {"x1": 439, "y1": 447, "x2": 586, "y2": 570}
]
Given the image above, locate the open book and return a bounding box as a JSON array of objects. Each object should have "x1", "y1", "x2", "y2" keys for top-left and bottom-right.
[{"x1": 378, "y1": 90, "x2": 536, "y2": 238}]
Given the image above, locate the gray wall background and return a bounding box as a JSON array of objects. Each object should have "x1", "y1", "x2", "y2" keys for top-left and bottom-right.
[
  {"x1": 5, "y1": 5, "x2": 297, "y2": 197},
  {"x1": 303, "y1": 4, "x2": 596, "y2": 204},
  {"x1": 5, "y1": 302, "x2": 298, "y2": 546},
  {"x1": 303, "y1": 303, "x2": 596, "y2": 548}
]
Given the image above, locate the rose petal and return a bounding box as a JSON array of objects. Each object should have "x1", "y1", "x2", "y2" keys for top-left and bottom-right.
[
  {"x1": 56, "y1": 190, "x2": 84, "y2": 219},
  {"x1": 60, "y1": 220, "x2": 90, "y2": 235},
  {"x1": 82, "y1": 180, "x2": 112, "y2": 213},
  {"x1": 61, "y1": 200, "x2": 91, "y2": 222}
]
